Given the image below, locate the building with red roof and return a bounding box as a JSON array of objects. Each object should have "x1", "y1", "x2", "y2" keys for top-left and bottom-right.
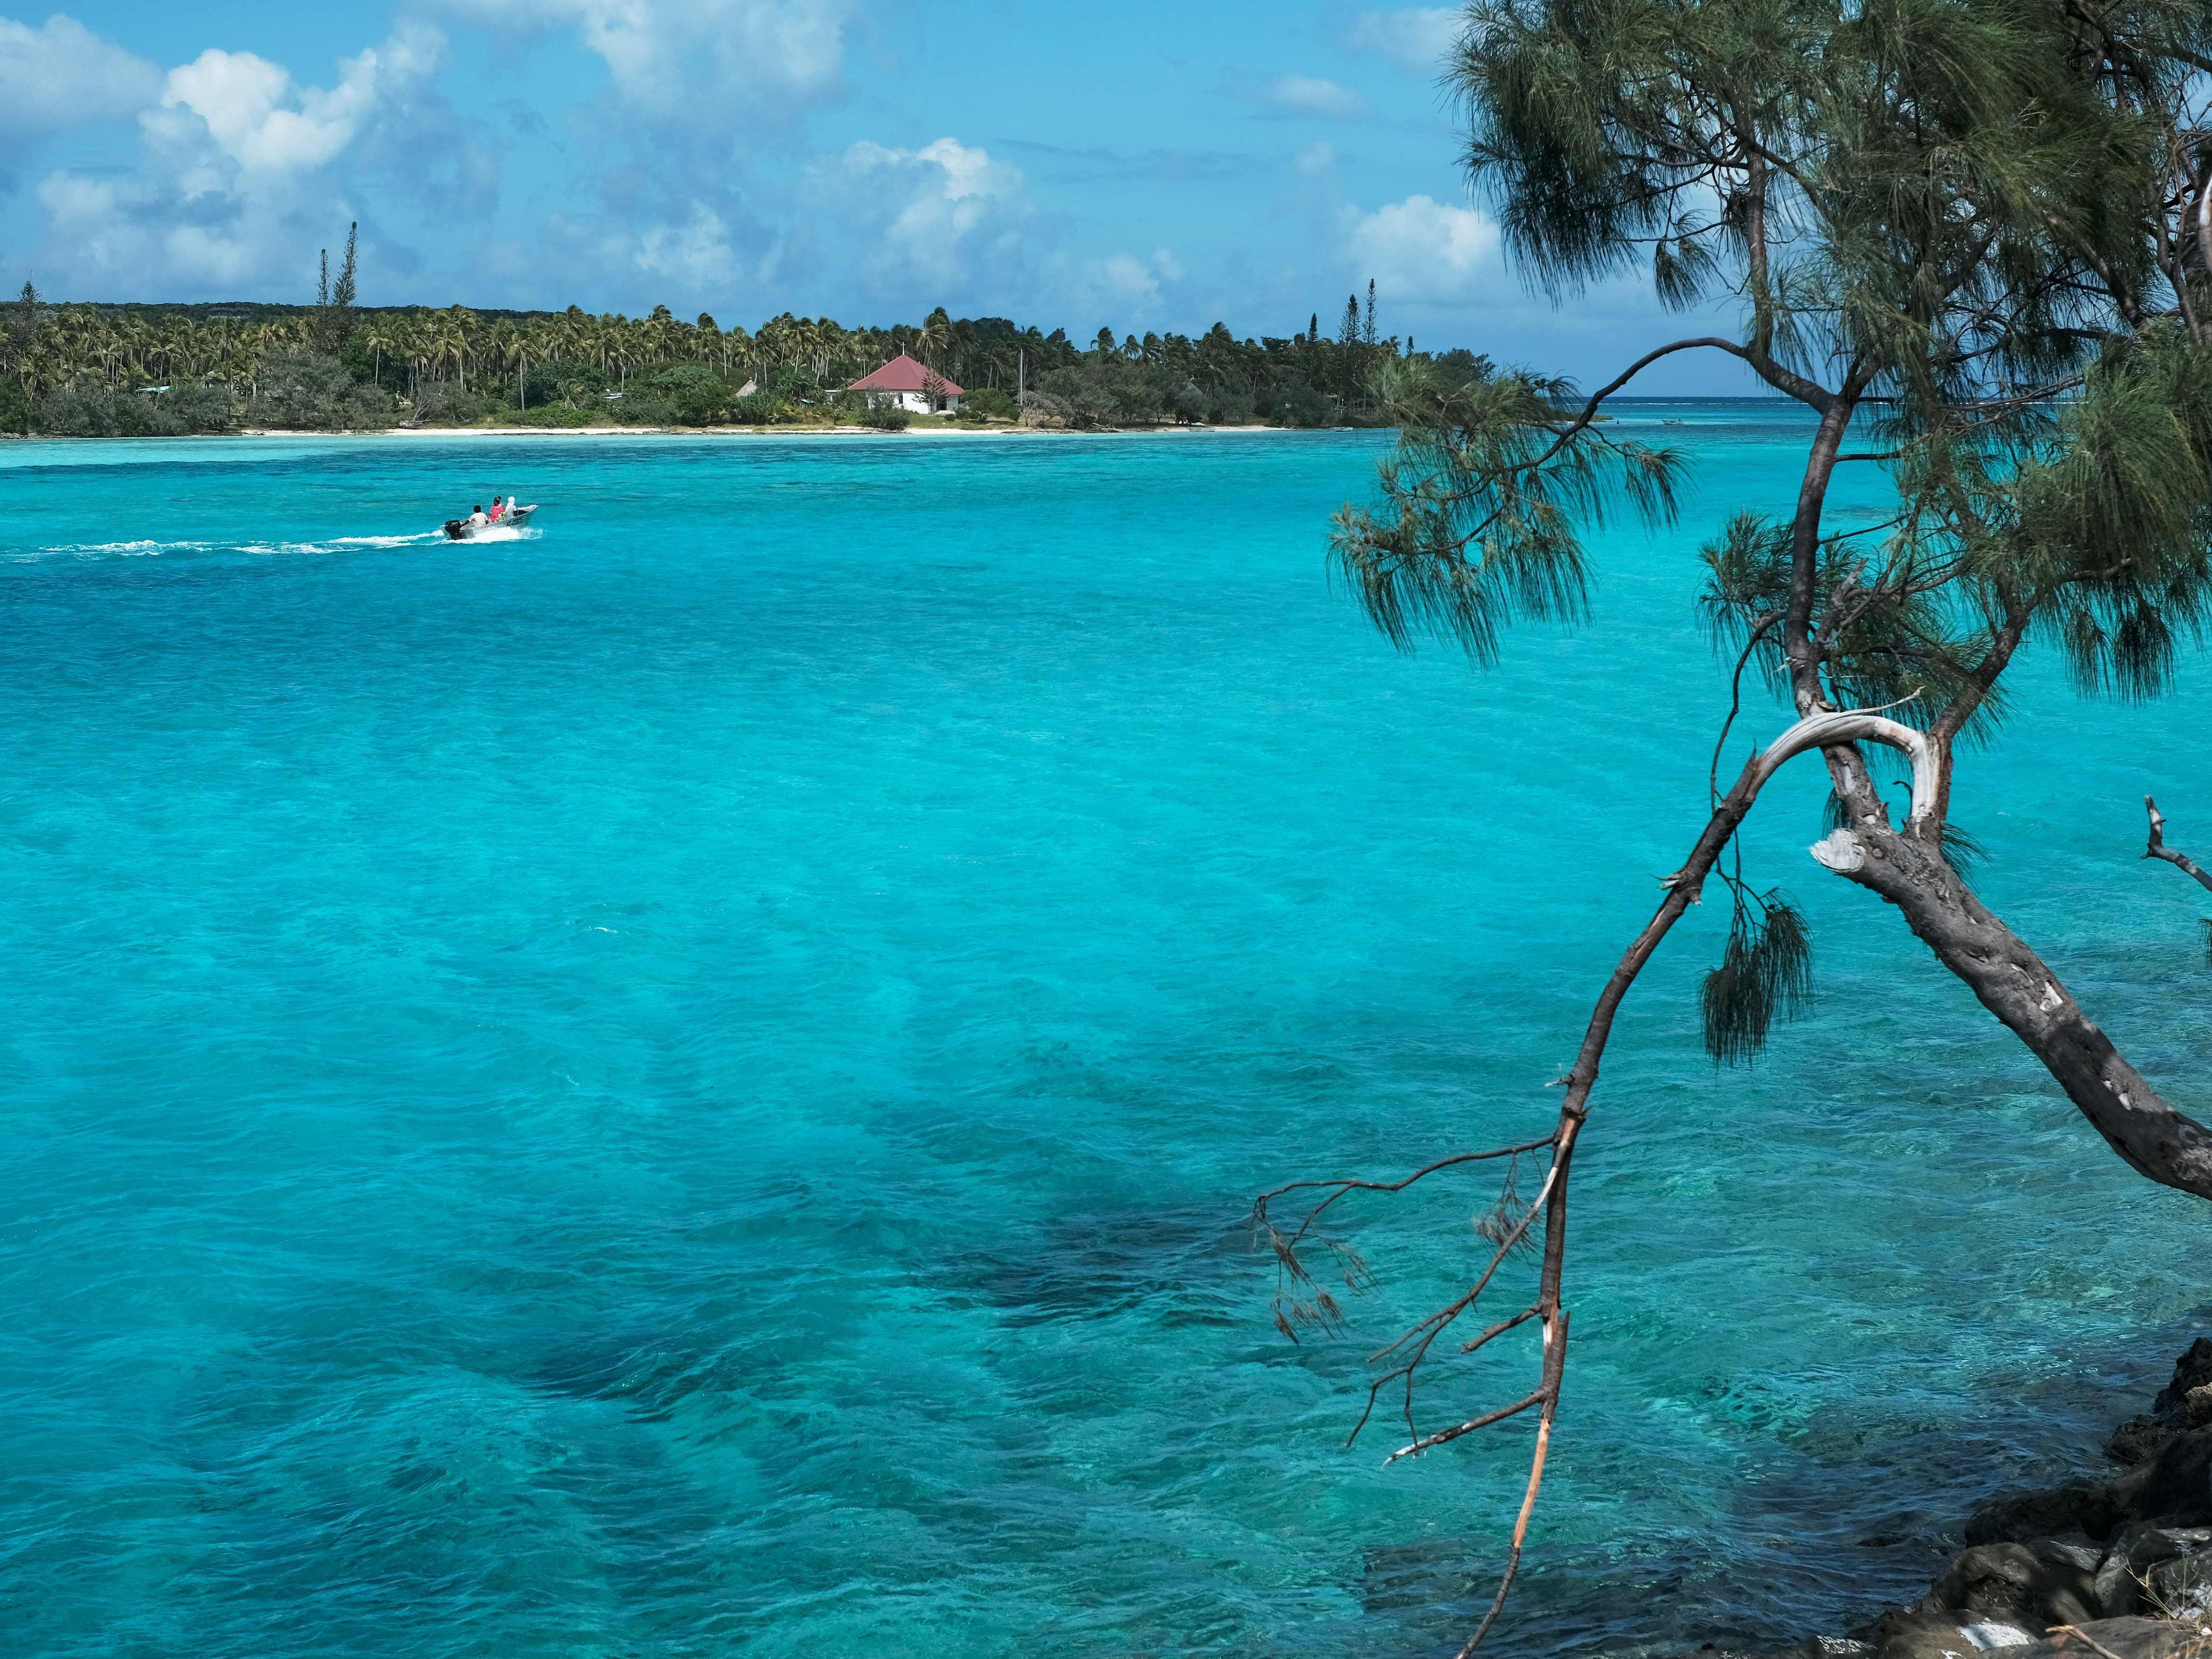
[{"x1": 847, "y1": 353, "x2": 965, "y2": 414}]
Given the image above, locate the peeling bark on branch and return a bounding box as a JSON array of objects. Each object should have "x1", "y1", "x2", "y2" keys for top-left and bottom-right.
[
  {"x1": 1816, "y1": 814, "x2": 2212, "y2": 1200},
  {"x1": 2144, "y1": 795, "x2": 2212, "y2": 894},
  {"x1": 1752, "y1": 708, "x2": 1938, "y2": 829}
]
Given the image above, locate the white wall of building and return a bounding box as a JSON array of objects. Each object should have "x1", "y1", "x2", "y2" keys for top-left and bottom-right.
[{"x1": 864, "y1": 389, "x2": 962, "y2": 414}]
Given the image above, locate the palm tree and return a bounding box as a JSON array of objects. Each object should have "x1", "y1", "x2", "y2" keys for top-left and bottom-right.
[
  {"x1": 359, "y1": 318, "x2": 396, "y2": 390},
  {"x1": 915, "y1": 308, "x2": 950, "y2": 366},
  {"x1": 489, "y1": 322, "x2": 526, "y2": 404}
]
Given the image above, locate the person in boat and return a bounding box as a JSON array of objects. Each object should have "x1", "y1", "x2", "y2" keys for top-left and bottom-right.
[
  {"x1": 489, "y1": 496, "x2": 506, "y2": 523},
  {"x1": 468, "y1": 504, "x2": 488, "y2": 529}
]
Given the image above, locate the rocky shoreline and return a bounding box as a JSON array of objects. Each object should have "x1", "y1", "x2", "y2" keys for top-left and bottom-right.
[{"x1": 1707, "y1": 1342, "x2": 2212, "y2": 1659}]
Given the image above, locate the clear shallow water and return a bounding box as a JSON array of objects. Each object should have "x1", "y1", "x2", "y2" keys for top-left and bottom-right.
[{"x1": 0, "y1": 411, "x2": 2206, "y2": 1658}]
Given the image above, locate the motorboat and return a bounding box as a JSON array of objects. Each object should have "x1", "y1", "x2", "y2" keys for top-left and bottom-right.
[{"x1": 442, "y1": 503, "x2": 539, "y2": 540}]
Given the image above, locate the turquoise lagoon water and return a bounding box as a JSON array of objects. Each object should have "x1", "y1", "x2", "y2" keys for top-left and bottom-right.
[{"x1": 1, "y1": 410, "x2": 2206, "y2": 1658}]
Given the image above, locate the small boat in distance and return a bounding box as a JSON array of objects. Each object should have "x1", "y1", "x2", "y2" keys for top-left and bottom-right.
[{"x1": 442, "y1": 503, "x2": 540, "y2": 541}]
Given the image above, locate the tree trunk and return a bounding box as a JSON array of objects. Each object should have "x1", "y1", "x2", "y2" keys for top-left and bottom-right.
[
  {"x1": 1741, "y1": 346, "x2": 2210, "y2": 1198},
  {"x1": 1815, "y1": 817, "x2": 2212, "y2": 1198}
]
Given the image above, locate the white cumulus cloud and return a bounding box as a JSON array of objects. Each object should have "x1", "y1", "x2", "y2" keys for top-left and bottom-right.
[
  {"x1": 144, "y1": 27, "x2": 446, "y2": 179},
  {"x1": 1267, "y1": 75, "x2": 1367, "y2": 119},
  {"x1": 823, "y1": 136, "x2": 1033, "y2": 302},
  {"x1": 633, "y1": 204, "x2": 739, "y2": 286},
  {"x1": 1083, "y1": 247, "x2": 1184, "y2": 319},
  {"x1": 33, "y1": 25, "x2": 466, "y2": 295},
  {"x1": 1347, "y1": 8, "x2": 1464, "y2": 74},
  {"x1": 0, "y1": 13, "x2": 162, "y2": 133},
  {"x1": 1346, "y1": 194, "x2": 1500, "y2": 304},
  {"x1": 430, "y1": 0, "x2": 853, "y2": 124}
]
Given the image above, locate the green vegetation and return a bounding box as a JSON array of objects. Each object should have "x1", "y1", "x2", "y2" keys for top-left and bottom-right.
[
  {"x1": 0, "y1": 259, "x2": 1482, "y2": 436},
  {"x1": 252, "y1": 350, "x2": 392, "y2": 432},
  {"x1": 35, "y1": 381, "x2": 233, "y2": 437},
  {"x1": 646, "y1": 363, "x2": 732, "y2": 426},
  {"x1": 955, "y1": 387, "x2": 1018, "y2": 423},
  {"x1": 1271, "y1": 0, "x2": 2212, "y2": 1649}
]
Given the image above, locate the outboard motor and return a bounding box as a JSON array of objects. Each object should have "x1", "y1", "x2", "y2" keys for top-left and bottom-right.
[{"x1": 442, "y1": 519, "x2": 469, "y2": 540}]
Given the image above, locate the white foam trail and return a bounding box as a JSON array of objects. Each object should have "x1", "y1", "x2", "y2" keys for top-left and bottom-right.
[
  {"x1": 14, "y1": 539, "x2": 213, "y2": 560},
  {"x1": 14, "y1": 527, "x2": 527, "y2": 562},
  {"x1": 66, "y1": 539, "x2": 210, "y2": 555},
  {"x1": 240, "y1": 540, "x2": 372, "y2": 556},
  {"x1": 248, "y1": 529, "x2": 480, "y2": 555}
]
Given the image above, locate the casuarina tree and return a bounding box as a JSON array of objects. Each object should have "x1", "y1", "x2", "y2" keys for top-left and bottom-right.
[
  {"x1": 312, "y1": 223, "x2": 358, "y2": 357},
  {"x1": 1255, "y1": 0, "x2": 2212, "y2": 1650}
]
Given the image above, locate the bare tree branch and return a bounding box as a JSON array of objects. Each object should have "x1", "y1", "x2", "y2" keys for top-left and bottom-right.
[
  {"x1": 1254, "y1": 1137, "x2": 1559, "y2": 1256},
  {"x1": 1259, "y1": 699, "x2": 1933, "y2": 1654},
  {"x1": 2144, "y1": 795, "x2": 2212, "y2": 893},
  {"x1": 1387, "y1": 1388, "x2": 1547, "y2": 1463}
]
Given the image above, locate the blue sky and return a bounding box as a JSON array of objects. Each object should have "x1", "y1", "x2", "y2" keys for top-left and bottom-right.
[{"x1": 0, "y1": 2, "x2": 1751, "y2": 388}]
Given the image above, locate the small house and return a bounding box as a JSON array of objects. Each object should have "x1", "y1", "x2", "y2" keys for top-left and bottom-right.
[{"x1": 848, "y1": 353, "x2": 964, "y2": 414}]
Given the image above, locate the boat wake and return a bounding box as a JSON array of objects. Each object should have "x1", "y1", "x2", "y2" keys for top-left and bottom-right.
[
  {"x1": 240, "y1": 532, "x2": 470, "y2": 556},
  {"x1": 16, "y1": 529, "x2": 540, "y2": 562},
  {"x1": 36, "y1": 539, "x2": 211, "y2": 557}
]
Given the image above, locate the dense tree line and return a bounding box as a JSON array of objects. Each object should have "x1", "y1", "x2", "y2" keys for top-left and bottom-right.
[{"x1": 0, "y1": 258, "x2": 1484, "y2": 434}]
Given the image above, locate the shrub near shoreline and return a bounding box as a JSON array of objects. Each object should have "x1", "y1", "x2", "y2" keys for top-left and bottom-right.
[
  {"x1": 252, "y1": 350, "x2": 395, "y2": 431},
  {"x1": 34, "y1": 382, "x2": 234, "y2": 437}
]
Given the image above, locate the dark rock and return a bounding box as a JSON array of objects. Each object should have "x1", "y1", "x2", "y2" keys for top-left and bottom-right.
[
  {"x1": 1968, "y1": 1484, "x2": 2127, "y2": 1547},
  {"x1": 2092, "y1": 1527, "x2": 2212, "y2": 1618},
  {"x1": 2144, "y1": 1549, "x2": 2212, "y2": 1621},
  {"x1": 1719, "y1": 1342, "x2": 2212, "y2": 1659},
  {"x1": 1967, "y1": 1425, "x2": 2212, "y2": 1554},
  {"x1": 2118, "y1": 1428, "x2": 2212, "y2": 1529},
  {"x1": 2108, "y1": 1341, "x2": 2212, "y2": 1467},
  {"x1": 1921, "y1": 1537, "x2": 2105, "y2": 1628},
  {"x1": 2147, "y1": 1342, "x2": 2211, "y2": 1421},
  {"x1": 1981, "y1": 1616, "x2": 2210, "y2": 1657},
  {"x1": 1863, "y1": 1605, "x2": 2019, "y2": 1658},
  {"x1": 2111, "y1": 1414, "x2": 2180, "y2": 1469}
]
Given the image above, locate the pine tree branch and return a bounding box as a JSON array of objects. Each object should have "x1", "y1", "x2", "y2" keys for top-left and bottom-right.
[{"x1": 1516, "y1": 337, "x2": 1794, "y2": 473}]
